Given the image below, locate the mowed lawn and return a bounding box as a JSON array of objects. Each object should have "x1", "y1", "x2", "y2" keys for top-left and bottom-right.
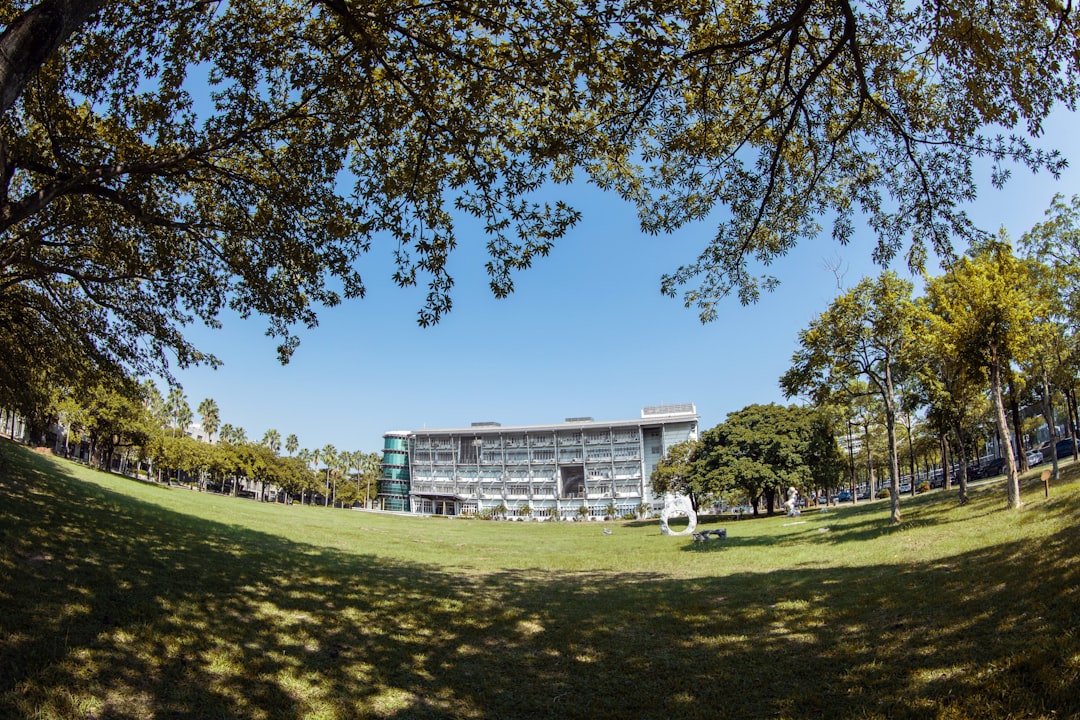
[{"x1": 1, "y1": 441, "x2": 1078, "y2": 720}]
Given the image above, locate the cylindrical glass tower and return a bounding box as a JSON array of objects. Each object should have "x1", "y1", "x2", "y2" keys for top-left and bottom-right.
[{"x1": 378, "y1": 431, "x2": 411, "y2": 511}]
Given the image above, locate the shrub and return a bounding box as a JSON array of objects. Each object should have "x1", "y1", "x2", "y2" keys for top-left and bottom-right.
[{"x1": 916, "y1": 481, "x2": 931, "y2": 494}]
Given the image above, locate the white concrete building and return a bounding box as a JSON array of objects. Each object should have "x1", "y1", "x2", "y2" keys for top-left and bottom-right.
[{"x1": 378, "y1": 404, "x2": 699, "y2": 518}]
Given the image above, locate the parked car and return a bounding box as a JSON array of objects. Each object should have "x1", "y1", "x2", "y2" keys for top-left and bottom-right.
[
  {"x1": 982, "y1": 457, "x2": 1007, "y2": 477},
  {"x1": 837, "y1": 491, "x2": 853, "y2": 502},
  {"x1": 1054, "y1": 437, "x2": 1077, "y2": 460},
  {"x1": 1026, "y1": 449, "x2": 1043, "y2": 466}
]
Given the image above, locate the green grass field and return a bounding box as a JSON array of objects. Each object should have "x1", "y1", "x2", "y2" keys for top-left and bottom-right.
[{"x1": 1, "y1": 440, "x2": 1077, "y2": 719}]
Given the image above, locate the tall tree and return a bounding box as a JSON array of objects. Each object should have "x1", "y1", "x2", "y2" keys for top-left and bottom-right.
[
  {"x1": 197, "y1": 398, "x2": 219, "y2": 444},
  {"x1": 922, "y1": 234, "x2": 1045, "y2": 509},
  {"x1": 60, "y1": 376, "x2": 152, "y2": 471},
  {"x1": 906, "y1": 313, "x2": 987, "y2": 505},
  {"x1": 649, "y1": 439, "x2": 706, "y2": 512},
  {"x1": 261, "y1": 429, "x2": 281, "y2": 455},
  {"x1": 359, "y1": 451, "x2": 381, "y2": 508},
  {"x1": 781, "y1": 271, "x2": 919, "y2": 524},
  {"x1": 699, "y1": 404, "x2": 819, "y2": 515},
  {"x1": 1021, "y1": 192, "x2": 1080, "y2": 465},
  {"x1": 165, "y1": 387, "x2": 191, "y2": 438},
  {"x1": 1021, "y1": 194, "x2": 1080, "y2": 314},
  {"x1": 285, "y1": 433, "x2": 298, "y2": 457},
  {"x1": 803, "y1": 409, "x2": 847, "y2": 499},
  {"x1": 320, "y1": 444, "x2": 338, "y2": 508}
]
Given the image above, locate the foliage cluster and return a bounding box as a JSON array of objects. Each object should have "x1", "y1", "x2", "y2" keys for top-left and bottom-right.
[
  {"x1": 33, "y1": 375, "x2": 381, "y2": 507},
  {"x1": 1, "y1": 0, "x2": 1078, "y2": 415},
  {"x1": 655, "y1": 199, "x2": 1080, "y2": 524},
  {"x1": 652, "y1": 404, "x2": 843, "y2": 515}
]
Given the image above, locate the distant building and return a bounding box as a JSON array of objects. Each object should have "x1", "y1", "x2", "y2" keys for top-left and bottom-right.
[
  {"x1": 377, "y1": 404, "x2": 699, "y2": 518},
  {"x1": 184, "y1": 422, "x2": 214, "y2": 444}
]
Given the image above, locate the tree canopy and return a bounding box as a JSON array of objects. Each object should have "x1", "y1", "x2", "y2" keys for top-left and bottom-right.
[
  {"x1": 781, "y1": 271, "x2": 919, "y2": 522},
  {"x1": 2, "y1": 0, "x2": 1077, "y2": 403},
  {"x1": 649, "y1": 439, "x2": 705, "y2": 511},
  {"x1": 696, "y1": 403, "x2": 835, "y2": 515},
  {"x1": 921, "y1": 234, "x2": 1047, "y2": 509}
]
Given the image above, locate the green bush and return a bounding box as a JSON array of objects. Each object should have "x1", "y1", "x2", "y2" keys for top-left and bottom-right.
[
  {"x1": 916, "y1": 481, "x2": 931, "y2": 494},
  {"x1": 876, "y1": 488, "x2": 891, "y2": 499}
]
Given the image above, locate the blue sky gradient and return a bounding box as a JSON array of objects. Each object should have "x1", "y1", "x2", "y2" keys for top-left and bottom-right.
[{"x1": 168, "y1": 111, "x2": 1080, "y2": 456}]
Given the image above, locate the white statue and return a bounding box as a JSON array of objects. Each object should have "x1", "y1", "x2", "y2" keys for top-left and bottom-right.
[
  {"x1": 784, "y1": 487, "x2": 801, "y2": 517},
  {"x1": 659, "y1": 493, "x2": 698, "y2": 536}
]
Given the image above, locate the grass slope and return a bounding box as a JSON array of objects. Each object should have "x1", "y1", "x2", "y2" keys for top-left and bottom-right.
[{"x1": 1, "y1": 440, "x2": 1078, "y2": 719}]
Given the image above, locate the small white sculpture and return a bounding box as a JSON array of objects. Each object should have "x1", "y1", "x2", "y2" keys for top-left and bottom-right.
[{"x1": 784, "y1": 487, "x2": 801, "y2": 517}]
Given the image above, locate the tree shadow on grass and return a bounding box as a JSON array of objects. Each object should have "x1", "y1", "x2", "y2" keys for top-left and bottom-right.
[{"x1": 1, "y1": 444, "x2": 1077, "y2": 719}]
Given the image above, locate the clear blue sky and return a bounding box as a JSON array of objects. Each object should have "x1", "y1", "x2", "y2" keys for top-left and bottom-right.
[{"x1": 168, "y1": 111, "x2": 1080, "y2": 455}]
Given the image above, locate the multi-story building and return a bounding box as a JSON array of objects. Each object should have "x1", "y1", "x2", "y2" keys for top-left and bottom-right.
[{"x1": 377, "y1": 403, "x2": 699, "y2": 518}]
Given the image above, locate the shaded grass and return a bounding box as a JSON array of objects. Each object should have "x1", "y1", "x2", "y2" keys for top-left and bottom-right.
[{"x1": 1, "y1": 441, "x2": 1078, "y2": 719}]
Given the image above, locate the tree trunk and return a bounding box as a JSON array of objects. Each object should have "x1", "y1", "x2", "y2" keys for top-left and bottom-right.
[
  {"x1": 991, "y1": 360, "x2": 1022, "y2": 509},
  {"x1": 1008, "y1": 377, "x2": 1028, "y2": 472},
  {"x1": 1066, "y1": 385, "x2": 1080, "y2": 457},
  {"x1": 763, "y1": 486, "x2": 776, "y2": 515},
  {"x1": 906, "y1": 426, "x2": 916, "y2": 493},
  {"x1": 938, "y1": 436, "x2": 949, "y2": 495},
  {"x1": 883, "y1": 375, "x2": 901, "y2": 524},
  {"x1": 0, "y1": 0, "x2": 106, "y2": 115},
  {"x1": 949, "y1": 417, "x2": 969, "y2": 504},
  {"x1": 1040, "y1": 370, "x2": 1061, "y2": 481}
]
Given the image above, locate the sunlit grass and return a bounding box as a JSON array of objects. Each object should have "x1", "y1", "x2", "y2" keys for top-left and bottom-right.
[{"x1": 2, "y1": 440, "x2": 1078, "y2": 719}]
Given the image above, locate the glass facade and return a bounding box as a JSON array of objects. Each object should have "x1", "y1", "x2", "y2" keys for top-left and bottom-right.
[{"x1": 377, "y1": 431, "x2": 411, "y2": 511}]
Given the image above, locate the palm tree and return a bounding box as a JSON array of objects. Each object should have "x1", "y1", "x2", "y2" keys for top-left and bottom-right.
[
  {"x1": 176, "y1": 404, "x2": 193, "y2": 439},
  {"x1": 346, "y1": 451, "x2": 374, "y2": 507},
  {"x1": 194, "y1": 398, "x2": 219, "y2": 489},
  {"x1": 262, "y1": 428, "x2": 281, "y2": 455},
  {"x1": 341, "y1": 450, "x2": 359, "y2": 505},
  {"x1": 197, "y1": 398, "x2": 219, "y2": 444},
  {"x1": 296, "y1": 448, "x2": 312, "y2": 504},
  {"x1": 285, "y1": 433, "x2": 298, "y2": 456},
  {"x1": 321, "y1": 444, "x2": 337, "y2": 507},
  {"x1": 361, "y1": 451, "x2": 381, "y2": 508},
  {"x1": 142, "y1": 380, "x2": 167, "y2": 429},
  {"x1": 166, "y1": 387, "x2": 191, "y2": 437}
]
